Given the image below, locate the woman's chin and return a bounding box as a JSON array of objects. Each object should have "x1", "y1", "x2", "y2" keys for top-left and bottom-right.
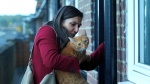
[{"x1": 69, "y1": 34, "x2": 75, "y2": 37}]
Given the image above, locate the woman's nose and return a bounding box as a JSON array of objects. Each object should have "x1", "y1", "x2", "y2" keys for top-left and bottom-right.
[
  {"x1": 74, "y1": 26, "x2": 79, "y2": 32},
  {"x1": 74, "y1": 25, "x2": 79, "y2": 32}
]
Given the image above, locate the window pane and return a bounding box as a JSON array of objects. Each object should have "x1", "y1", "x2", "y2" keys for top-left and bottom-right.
[{"x1": 139, "y1": 0, "x2": 150, "y2": 65}]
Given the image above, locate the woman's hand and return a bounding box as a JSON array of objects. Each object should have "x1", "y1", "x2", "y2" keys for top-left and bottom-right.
[
  {"x1": 79, "y1": 50, "x2": 91, "y2": 64},
  {"x1": 80, "y1": 42, "x2": 105, "y2": 70}
]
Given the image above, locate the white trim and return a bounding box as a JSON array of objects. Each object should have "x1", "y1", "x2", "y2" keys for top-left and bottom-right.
[
  {"x1": 134, "y1": 0, "x2": 150, "y2": 77},
  {"x1": 127, "y1": 0, "x2": 150, "y2": 84},
  {"x1": 126, "y1": 0, "x2": 135, "y2": 82},
  {"x1": 118, "y1": 81, "x2": 135, "y2": 84},
  {"x1": 134, "y1": 0, "x2": 138, "y2": 65}
]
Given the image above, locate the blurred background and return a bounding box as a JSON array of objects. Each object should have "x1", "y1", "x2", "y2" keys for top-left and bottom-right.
[{"x1": 0, "y1": 0, "x2": 36, "y2": 84}]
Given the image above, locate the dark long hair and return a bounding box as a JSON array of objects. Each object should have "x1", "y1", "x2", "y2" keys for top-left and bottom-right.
[{"x1": 46, "y1": 6, "x2": 83, "y2": 50}]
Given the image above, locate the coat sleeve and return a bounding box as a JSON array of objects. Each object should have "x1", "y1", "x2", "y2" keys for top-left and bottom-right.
[
  {"x1": 80, "y1": 42, "x2": 105, "y2": 70},
  {"x1": 36, "y1": 26, "x2": 80, "y2": 73}
]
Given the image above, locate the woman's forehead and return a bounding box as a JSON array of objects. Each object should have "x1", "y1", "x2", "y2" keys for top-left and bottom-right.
[{"x1": 65, "y1": 16, "x2": 82, "y2": 23}]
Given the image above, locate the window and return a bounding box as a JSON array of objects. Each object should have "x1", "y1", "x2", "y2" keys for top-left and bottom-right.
[
  {"x1": 127, "y1": 0, "x2": 150, "y2": 83},
  {"x1": 138, "y1": 0, "x2": 150, "y2": 66}
]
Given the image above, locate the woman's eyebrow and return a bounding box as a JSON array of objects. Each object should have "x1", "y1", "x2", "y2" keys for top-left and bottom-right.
[{"x1": 70, "y1": 21, "x2": 81, "y2": 26}]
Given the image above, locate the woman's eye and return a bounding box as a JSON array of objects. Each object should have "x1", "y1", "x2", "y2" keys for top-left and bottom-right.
[
  {"x1": 78, "y1": 24, "x2": 81, "y2": 28},
  {"x1": 70, "y1": 22, "x2": 81, "y2": 28},
  {"x1": 71, "y1": 23, "x2": 76, "y2": 26}
]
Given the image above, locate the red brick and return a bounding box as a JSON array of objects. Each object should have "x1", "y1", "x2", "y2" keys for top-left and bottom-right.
[
  {"x1": 117, "y1": 50, "x2": 121, "y2": 60},
  {"x1": 121, "y1": 51, "x2": 126, "y2": 61},
  {"x1": 117, "y1": 61, "x2": 121, "y2": 72},
  {"x1": 117, "y1": 38, "x2": 121, "y2": 48},
  {"x1": 121, "y1": 1, "x2": 125, "y2": 10},
  {"x1": 116, "y1": 4, "x2": 120, "y2": 11},
  {"x1": 121, "y1": 15, "x2": 125, "y2": 24},
  {"x1": 121, "y1": 27, "x2": 125, "y2": 37},
  {"x1": 117, "y1": 61, "x2": 126, "y2": 74},
  {"x1": 117, "y1": 15, "x2": 121, "y2": 24},
  {"x1": 121, "y1": 38, "x2": 126, "y2": 48},
  {"x1": 117, "y1": 72, "x2": 121, "y2": 82},
  {"x1": 117, "y1": 27, "x2": 121, "y2": 36}
]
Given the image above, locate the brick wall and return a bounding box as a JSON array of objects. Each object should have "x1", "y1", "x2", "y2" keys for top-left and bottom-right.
[
  {"x1": 116, "y1": 0, "x2": 127, "y2": 82},
  {"x1": 78, "y1": 0, "x2": 98, "y2": 84},
  {"x1": 78, "y1": 0, "x2": 95, "y2": 53}
]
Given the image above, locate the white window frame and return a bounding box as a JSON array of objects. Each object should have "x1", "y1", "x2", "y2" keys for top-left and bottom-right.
[{"x1": 127, "y1": 0, "x2": 150, "y2": 84}]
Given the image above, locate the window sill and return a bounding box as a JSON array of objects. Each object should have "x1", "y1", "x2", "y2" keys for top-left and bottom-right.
[{"x1": 118, "y1": 81, "x2": 135, "y2": 84}]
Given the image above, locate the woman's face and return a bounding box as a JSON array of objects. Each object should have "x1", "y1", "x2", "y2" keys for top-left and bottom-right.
[{"x1": 62, "y1": 16, "x2": 82, "y2": 37}]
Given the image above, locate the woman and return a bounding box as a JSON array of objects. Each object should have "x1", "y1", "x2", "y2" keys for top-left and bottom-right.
[{"x1": 32, "y1": 6, "x2": 105, "y2": 84}]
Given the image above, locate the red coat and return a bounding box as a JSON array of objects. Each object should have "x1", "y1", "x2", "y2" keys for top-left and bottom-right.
[{"x1": 32, "y1": 25, "x2": 105, "y2": 84}]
